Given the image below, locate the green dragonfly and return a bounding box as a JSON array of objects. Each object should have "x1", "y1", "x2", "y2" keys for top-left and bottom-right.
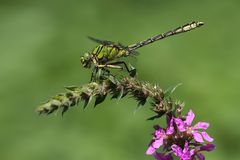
[{"x1": 80, "y1": 21, "x2": 204, "y2": 81}]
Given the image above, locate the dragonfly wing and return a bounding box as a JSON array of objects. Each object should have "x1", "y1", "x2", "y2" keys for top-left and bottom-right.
[
  {"x1": 88, "y1": 36, "x2": 127, "y2": 49},
  {"x1": 130, "y1": 50, "x2": 139, "y2": 56},
  {"x1": 88, "y1": 36, "x2": 115, "y2": 45},
  {"x1": 117, "y1": 42, "x2": 127, "y2": 49}
]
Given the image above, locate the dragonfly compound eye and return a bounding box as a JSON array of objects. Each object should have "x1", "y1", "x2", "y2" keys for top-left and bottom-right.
[
  {"x1": 84, "y1": 52, "x2": 90, "y2": 58},
  {"x1": 80, "y1": 56, "x2": 85, "y2": 63},
  {"x1": 80, "y1": 53, "x2": 92, "y2": 68}
]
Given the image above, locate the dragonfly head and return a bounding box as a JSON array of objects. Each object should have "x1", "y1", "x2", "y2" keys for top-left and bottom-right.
[{"x1": 80, "y1": 52, "x2": 92, "y2": 68}]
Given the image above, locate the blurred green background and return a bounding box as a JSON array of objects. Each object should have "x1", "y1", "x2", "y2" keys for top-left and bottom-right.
[{"x1": 1, "y1": 0, "x2": 239, "y2": 159}]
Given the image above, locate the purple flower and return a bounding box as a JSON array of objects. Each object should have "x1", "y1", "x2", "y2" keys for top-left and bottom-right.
[
  {"x1": 194, "y1": 144, "x2": 215, "y2": 160},
  {"x1": 154, "y1": 152, "x2": 173, "y2": 160},
  {"x1": 171, "y1": 141, "x2": 195, "y2": 160},
  {"x1": 146, "y1": 118, "x2": 174, "y2": 155},
  {"x1": 171, "y1": 142, "x2": 215, "y2": 160},
  {"x1": 199, "y1": 144, "x2": 215, "y2": 152},
  {"x1": 174, "y1": 109, "x2": 213, "y2": 143}
]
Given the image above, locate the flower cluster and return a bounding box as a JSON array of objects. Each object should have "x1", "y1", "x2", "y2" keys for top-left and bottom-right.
[{"x1": 146, "y1": 109, "x2": 215, "y2": 160}]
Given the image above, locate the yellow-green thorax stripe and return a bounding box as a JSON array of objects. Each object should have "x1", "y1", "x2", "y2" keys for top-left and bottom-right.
[{"x1": 92, "y1": 45, "x2": 129, "y2": 62}]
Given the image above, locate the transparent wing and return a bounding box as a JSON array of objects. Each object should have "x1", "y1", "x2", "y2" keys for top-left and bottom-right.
[
  {"x1": 88, "y1": 36, "x2": 127, "y2": 49},
  {"x1": 88, "y1": 36, "x2": 115, "y2": 45}
]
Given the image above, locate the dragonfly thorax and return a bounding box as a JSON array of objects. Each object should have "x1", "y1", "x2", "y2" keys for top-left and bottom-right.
[{"x1": 92, "y1": 44, "x2": 129, "y2": 64}]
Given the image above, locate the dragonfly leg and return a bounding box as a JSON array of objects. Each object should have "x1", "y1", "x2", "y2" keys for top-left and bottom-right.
[
  {"x1": 108, "y1": 61, "x2": 137, "y2": 77},
  {"x1": 97, "y1": 62, "x2": 136, "y2": 78},
  {"x1": 97, "y1": 64, "x2": 123, "y2": 69},
  {"x1": 95, "y1": 64, "x2": 123, "y2": 80}
]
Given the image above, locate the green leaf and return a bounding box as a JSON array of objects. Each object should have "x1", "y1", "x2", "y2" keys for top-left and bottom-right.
[
  {"x1": 61, "y1": 106, "x2": 69, "y2": 116},
  {"x1": 164, "y1": 83, "x2": 182, "y2": 99},
  {"x1": 81, "y1": 92, "x2": 92, "y2": 109},
  {"x1": 96, "y1": 68, "x2": 102, "y2": 80},
  {"x1": 138, "y1": 99, "x2": 146, "y2": 106},
  {"x1": 108, "y1": 75, "x2": 117, "y2": 84},
  {"x1": 65, "y1": 86, "x2": 79, "y2": 91},
  {"x1": 147, "y1": 111, "x2": 165, "y2": 120},
  {"x1": 133, "y1": 104, "x2": 144, "y2": 115},
  {"x1": 94, "y1": 94, "x2": 107, "y2": 107},
  {"x1": 117, "y1": 88, "x2": 124, "y2": 101}
]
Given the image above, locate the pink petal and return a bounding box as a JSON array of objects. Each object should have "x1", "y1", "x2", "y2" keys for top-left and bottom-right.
[
  {"x1": 154, "y1": 153, "x2": 173, "y2": 160},
  {"x1": 185, "y1": 109, "x2": 195, "y2": 126},
  {"x1": 154, "y1": 153, "x2": 165, "y2": 160},
  {"x1": 154, "y1": 128, "x2": 165, "y2": 139},
  {"x1": 152, "y1": 138, "x2": 163, "y2": 148},
  {"x1": 200, "y1": 144, "x2": 215, "y2": 151},
  {"x1": 201, "y1": 131, "x2": 214, "y2": 142},
  {"x1": 174, "y1": 118, "x2": 186, "y2": 132},
  {"x1": 166, "y1": 118, "x2": 174, "y2": 135},
  {"x1": 194, "y1": 122, "x2": 209, "y2": 130},
  {"x1": 183, "y1": 141, "x2": 189, "y2": 153},
  {"x1": 193, "y1": 131, "x2": 204, "y2": 142},
  {"x1": 190, "y1": 149, "x2": 195, "y2": 156},
  {"x1": 171, "y1": 144, "x2": 183, "y2": 157},
  {"x1": 146, "y1": 145, "x2": 156, "y2": 155},
  {"x1": 196, "y1": 153, "x2": 205, "y2": 160}
]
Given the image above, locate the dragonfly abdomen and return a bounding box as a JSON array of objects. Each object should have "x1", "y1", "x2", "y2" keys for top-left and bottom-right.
[{"x1": 127, "y1": 21, "x2": 204, "y2": 51}]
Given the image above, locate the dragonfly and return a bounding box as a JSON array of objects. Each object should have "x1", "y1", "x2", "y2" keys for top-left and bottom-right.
[{"x1": 80, "y1": 21, "x2": 204, "y2": 81}]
